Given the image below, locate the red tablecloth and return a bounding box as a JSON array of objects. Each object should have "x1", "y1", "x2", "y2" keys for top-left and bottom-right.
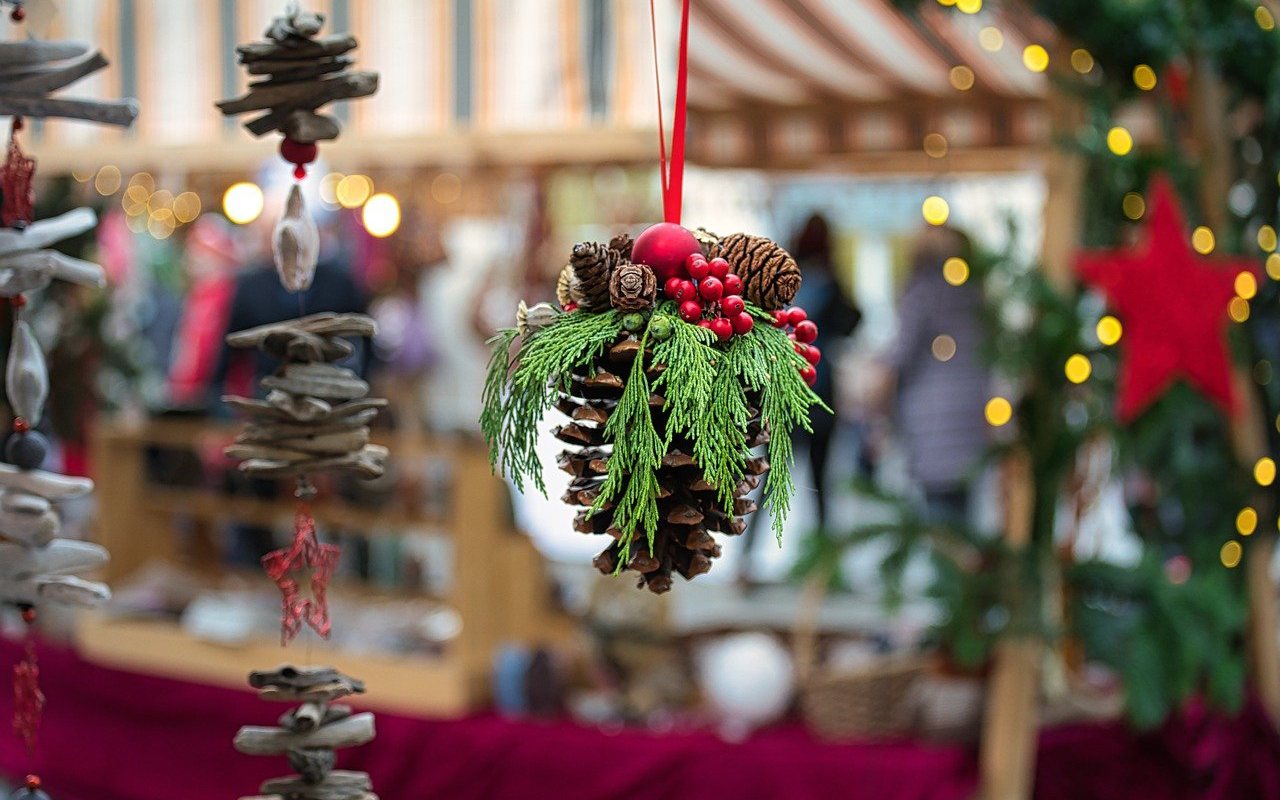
[{"x1": 0, "y1": 640, "x2": 1274, "y2": 800}]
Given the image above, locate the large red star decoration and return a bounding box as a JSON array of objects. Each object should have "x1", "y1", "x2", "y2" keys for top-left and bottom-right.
[
  {"x1": 262, "y1": 506, "x2": 341, "y2": 645},
  {"x1": 1077, "y1": 176, "x2": 1259, "y2": 423}
]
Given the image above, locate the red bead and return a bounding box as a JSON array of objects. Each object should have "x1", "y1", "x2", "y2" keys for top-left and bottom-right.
[
  {"x1": 632, "y1": 223, "x2": 702, "y2": 283},
  {"x1": 787, "y1": 307, "x2": 808, "y2": 326},
  {"x1": 794, "y1": 320, "x2": 818, "y2": 343},
  {"x1": 11, "y1": 293, "x2": 25, "y2": 308},
  {"x1": 10, "y1": 115, "x2": 22, "y2": 131},
  {"x1": 800, "y1": 364, "x2": 817, "y2": 387},
  {"x1": 293, "y1": 165, "x2": 307, "y2": 180},
  {"x1": 24, "y1": 775, "x2": 39, "y2": 790},
  {"x1": 11, "y1": 7, "x2": 24, "y2": 22},
  {"x1": 664, "y1": 277, "x2": 684, "y2": 299},
  {"x1": 773, "y1": 310, "x2": 789, "y2": 328},
  {"x1": 563, "y1": 302, "x2": 578, "y2": 312},
  {"x1": 788, "y1": 332, "x2": 797, "y2": 340},
  {"x1": 721, "y1": 295, "x2": 745, "y2": 316},
  {"x1": 710, "y1": 317, "x2": 733, "y2": 342},
  {"x1": 20, "y1": 607, "x2": 35, "y2": 624},
  {"x1": 679, "y1": 300, "x2": 703, "y2": 323},
  {"x1": 732, "y1": 312, "x2": 755, "y2": 335},
  {"x1": 723, "y1": 274, "x2": 743, "y2": 296},
  {"x1": 280, "y1": 138, "x2": 318, "y2": 166},
  {"x1": 13, "y1": 417, "x2": 28, "y2": 433},
  {"x1": 699, "y1": 276, "x2": 724, "y2": 301},
  {"x1": 804, "y1": 344, "x2": 822, "y2": 365},
  {"x1": 687, "y1": 256, "x2": 710, "y2": 281},
  {"x1": 708, "y1": 257, "x2": 731, "y2": 280},
  {"x1": 675, "y1": 280, "x2": 698, "y2": 302}
]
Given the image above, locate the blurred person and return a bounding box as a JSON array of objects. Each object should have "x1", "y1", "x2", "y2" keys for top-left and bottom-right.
[
  {"x1": 881, "y1": 225, "x2": 988, "y2": 525},
  {"x1": 167, "y1": 215, "x2": 239, "y2": 407},
  {"x1": 738, "y1": 213, "x2": 861, "y2": 584}
]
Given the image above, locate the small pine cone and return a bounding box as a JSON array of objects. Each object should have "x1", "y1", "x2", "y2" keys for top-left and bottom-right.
[
  {"x1": 712, "y1": 233, "x2": 801, "y2": 311},
  {"x1": 609, "y1": 262, "x2": 657, "y2": 312},
  {"x1": 571, "y1": 241, "x2": 618, "y2": 312},
  {"x1": 609, "y1": 233, "x2": 634, "y2": 262},
  {"x1": 556, "y1": 264, "x2": 578, "y2": 308}
]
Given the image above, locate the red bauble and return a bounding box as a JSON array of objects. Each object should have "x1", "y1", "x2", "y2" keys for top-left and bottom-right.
[
  {"x1": 664, "y1": 277, "x2": 684, "y2": 299},
  {"x1": 709, "y1": 257, "x2": 731, "y2": 280},
  {"x1": 699, "y1": 276, "x2": 724, "y2": 301},
  {"x1": 732, "y1": 312, "x2": 755, "y2": 335},
  {"x1": 723, "y1": 274, "x2": 743, "y2": 296},
  {"x1": 773, "y1": 310, "x2": 789, "y2": 328},
  {"x1": 721, "y1": 295, "x2": 745, "y2": 316},
  {"x1": 686, "y1": 252, "x2": 710, "y2": 280},
  {"x1": 800, "y1": 364, "x2": 817, "y2": 387},
  {"x1": 787, "y1": 307, "x2": 808, "y2": 325},
  {"x1": 632, "y1": 223, "x2": 702, "y2": 283},
  {"x1": 280, "y1": 138, "x2": 318, "y2": 167},
  {"x1": 679, "y1": 300, "x2": 704, "y2": 322},
  {"x1": 710, "y1": 317, "x2": 733, "y2": 342},
  {"x1": 804, "y1": 344, "x2": 822, "y2": 365},
  {"x1": 794, "y1": 320, "x2": 818, "y2": 343}
]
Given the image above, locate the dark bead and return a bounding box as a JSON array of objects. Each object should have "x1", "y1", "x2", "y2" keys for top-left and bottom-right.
[{"x1": 5, "y1": 429, "x2": 47, "y2": 470}]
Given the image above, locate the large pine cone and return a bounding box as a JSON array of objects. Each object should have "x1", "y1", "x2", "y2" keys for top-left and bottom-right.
[
  {"x1": 555, "y1": 334, "x2": 769, "y2": 594},
  {"x1": 712, "y1": 233, "x2": 801, "y2": 311},
  {"x1": 571, "y1": 242, "x2": 619, "y2": 312},
  {"x1": 609, "y1": 262, "x2": 657, "y2": 312}
]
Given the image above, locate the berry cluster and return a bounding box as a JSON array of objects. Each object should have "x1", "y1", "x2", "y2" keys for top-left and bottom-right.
[
  {"x1": 664, "y1": 252, "x2": 755, "y2": 342},
  {"x1": 773, "y1": 307, "x2": 821, "y2": 387}
]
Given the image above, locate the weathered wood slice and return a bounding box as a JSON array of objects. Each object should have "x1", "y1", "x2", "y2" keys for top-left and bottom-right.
[
  {"x1": 280, "y1": 703, "x2": 352, "y2": 733},
  {"x1": 235, "y1": 713, "x2": 375, "y2": 756},
  {"x1": 237, "y1": 34, "x2": 357, "y2": 62},
  {"x1": 0, "y1": 208, "x2": 96, "y2": 258},
  {"x1": 282, "y1": 110, "x2": 341, "y2": 143},
  {"x1": 246, "y1": 55, "x2": 352, "y2": 76},
  {"x1": 241, "y1": 411, "x2": 377, "y2": 441},
  {"x1": 225, "y1": 443, "x2": 314, "y2": 464},
  {"x1": 267, "y1": 428, "x2": 371, "y2": 456},
  {"x1": 0, "y1": 96, "x2": 138, "y2": 126},
  {"x1": 0, "y1": 464, "x2": 93, "y2": 499},
  {"x1": 1, "y1": 492, "x2": 49, "y2": 515},
  {"x1": 0, "y1": 539, "x2": 108, "y2": 580},
  {"x1": 287, "y1": 746, "x2": 338, "y2": 783},
  {"x1": 0, "y1": 250, "x2": 105, "y2": 295},
  {"x1": 218, "y1": 71, "x2": 377, "y2": 116},
  {"x1": 250, "y1": 59, "x2": 351, "y2": 87},
  {"x1": 262, "y1": 363, "x2": 368, "y2": 401},
  {"x1": 0, "y1": 505, "x2": 57, "y2": 546},
  {"x1": 261, "y1": 771, "x2": 372, "y2": 799},
  {"x1": 239, "y1": 444, "x2": 387, "y2": 479},
  {"x1": 227, "y1": 313, "x2": 376, "y2": 348},
  {"x1": 267, "y1": 390, "x2": 334, "y2": 420},
  {"x1": 0, "y1": 40, "x2": 88, "y2": 66},
  {"x1": 250, "y1": 665, "x2": 351, "y2": 691},
  {"x1": 1, "y1": 50, "x2": 107, "y2": 96},
  {"x1": 0, "y1": 574, "x2": 110, "y2": 607},
  {"x1": 275, "y1": 184, "x2": 320, "y2": 293}
]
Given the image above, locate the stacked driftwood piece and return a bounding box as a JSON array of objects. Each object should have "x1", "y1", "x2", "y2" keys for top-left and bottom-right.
[{"x1": 0, "y1": 38, "x2": 138, "y2": 126}]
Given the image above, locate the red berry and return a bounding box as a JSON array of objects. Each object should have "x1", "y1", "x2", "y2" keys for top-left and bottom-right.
[
  {"x1": 676, "y1": 280, "x2": 698, "y2": 302},
  {"x1": 773, "y1": 310, "x2": 789, "y2": 328},
  {"x1": 795, "y1": 320, "x2": 818, "y2": 343},
  {"x1": 721, "y1": 295, "x2": 745, "y2": 316},
  {"x1": 795, "y1": 342, "x2": 808, "y2": 356},
  {"x1": 699, "y1": 276, "x2": 724, "y2": 301},
  {"x1": 709, "y1": 258, "x2": 731, "y2": 279},
  {"x1": 787, "y1": 307, "x2": 808, "y2": 326},
  {"x1": 732, "y1": 312, "x2": 755, "y2": 335},
  {"x1": 679, "y1": 300, "x2": 703, "y2": 323},
  {"x1": 804, "y1": 344, "x2": 822, "y2": 365},
  {"x1": 723, "y1": 274, "x2": 743, "y2": 296},
  {"x1": 664, "y1": 277, "x2": 684, "y2": 299},
  {"x1": 20, "y1": 607, "x2": 35, "y2": 624},
  {"x1": 710, "y1": 317, "x2": 733, "y2": 342},
  {"x1": 564, "y1": 302, "x2": 578, "y2": 312},
  {"x1": 788, "y1": 332, "x2": 797, "y2": 340},
  {"x1": 280, "y1": 138, "x2": 318, "y2": 167},
  {"x1": 799, "y1": 364, "x2": 817, "y2": 387},
  {"x1": 686, "y1": 253, "x2": 710, "y2": 280},
  {"x1": 698, "y1": 320, "x2": 713, "y2": 329}
]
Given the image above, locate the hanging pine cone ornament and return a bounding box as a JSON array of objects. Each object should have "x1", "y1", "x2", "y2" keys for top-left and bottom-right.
[
  {"x1": 571, "y1": 241, "x2": 618, "y2": 312},
  {"x1": 483, "y1": 224, "x2": 826, "y2": 594},
  {"x1": 609, "y1": 262, "x2": 657, "y2": 312},
  {"x1": 711, "y1": 233, "x2": 801, "y2": 311}
]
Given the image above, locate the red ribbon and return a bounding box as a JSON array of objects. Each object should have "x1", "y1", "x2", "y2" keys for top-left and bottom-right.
[{"x1": 650, "y1": 0, "x2": 691, "y2": 224}]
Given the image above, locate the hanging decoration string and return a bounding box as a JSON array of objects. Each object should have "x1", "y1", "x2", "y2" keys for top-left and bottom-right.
[{"x1": 649, "y1": 0, "x2": 691, "y2": 225}]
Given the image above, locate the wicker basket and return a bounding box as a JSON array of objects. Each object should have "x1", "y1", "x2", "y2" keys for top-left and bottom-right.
[{"x1": 800, "y1": 654, "x2": 929, "y2": 741}]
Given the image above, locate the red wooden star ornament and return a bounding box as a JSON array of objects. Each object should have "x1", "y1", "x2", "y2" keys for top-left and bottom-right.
[
  {"x1": 1077, "y1": 175, "x2": 1259, "y2": 423},
  {"x1": 262, "y1": 505, "x2": 341, "y2": 645}
]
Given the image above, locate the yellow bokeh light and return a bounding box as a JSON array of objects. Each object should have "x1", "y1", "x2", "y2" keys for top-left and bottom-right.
[
  {"x1": 147, "y1": 189, "x2": 173, "y2": 215},
  {"x1": 1268, "y1": 253, "x2": 1280, "y2": 280},
  {"x1": 1122, "y1": 192, "x2": 1145, "y2": 220},
  {"x1": 923, "y1": 133, "x2": 949, "y2": 158},
  {"x1": 1192, "y1": 226, "x2": 1215, "y2": 254},
  {"x1": 936, "y1": 0, "x2": 956, "y2": 5},
  {"x1": 922, "y1": 196, "x2": 950, "y2": 226},
  {"x1": 1258, "y1": 225, "x2": 1277, "y2": 252},
  {"x1": 148, "y1": 209, "x2": 176, "y2": 240},
  {"x1": 931, "y1": 334, "x2": 957, "y2": 362},
  {"x1": 1065, "y1": 354, "x2": 1092, "y2": 384},
  {"x1": 222, "y1": 182, "x2": 264, "y2": 225},
  {"x1": 361, "y1": 193, "x2": 402, "y2": 238},
  {"x1": 71, "y1": 169, "x2": 93, "y2": 183},
  {"x1": 1236, "y1": 271, "x2": 1258, "y2": 300},
  {"x1": 1022, "y1": 45, "x2": 1049, "y2": 73},
  {"x1": 1070, "y1": 48, "x2": 1094, "y2": 74},
  {"x1": 956, "y1": 0, "x2": 981, "y2": 13},
  {"x1": 1096, "y1": 315, "x2": 1123, "y2": 346},
  {"x1": 319, "y1": 172, "x2": 343, "y2": 206},
  {"x1": 1238, "y1": 507, "x2": 1259, "y2": 536},
  {"x1": 979, "y1": 26, "x2": 1003, "y2": 51},
  {"x1": 1229, "y1": 296, "x2": 1251, "y2": 323},
  {"x1": 950, "y1": 65, "x2": 975, "y2": 91},
  {"x1": 431, "y1": 173, "x2": 463, "y2": 205},
  {"x1": 1255, "y1": 457, "x2": 1277, "y2": 487},
  {"x1": 94, "y1": 165, "x2": 121, "y2": 196},
  {"x1": 124, "y1": 212, "x2": 147, "y2": 234},
  {"x1": 173, "y1": 192, "x2": 201, "y2": 224},
  {"x1": 1133, "y1": 64, "x2": 1157, "y2": 91},
  {"x1": 1258, "y1": 5, "x2": 1276, "y2": 30},
  {"x1": 1256, "y1": 360, "x2": 1274, "y2": 387},
  {"x1": 336, "y1": 174, "x2": 373, "y2": 209},
  {"x1": 1221, "y1": 540, "x2": 1243, "y2": 569},
  {"x1": 1106, "y1": 126, "x2": 1133, "y2": 156},
  {"x1": 943, "y1": 257, "x2": 970, "y2": 286},
  {"x1": 985, "y1": 397, "x2": 1013, "y2": 427}
]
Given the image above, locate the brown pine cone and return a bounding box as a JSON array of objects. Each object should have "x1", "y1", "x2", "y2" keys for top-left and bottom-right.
[
  {"x1": 556, "y1": 264, "x2": 578, "y2": 308},
  {"x1": 712, "y1": 233, "x2": 801, "y2": 311},
  {"x1": 609, "y1": 262, "x2": 657, "y2": 312},
  {"x1": 609, "y1": 233, "x2": 634, "y2": 262},
  {"x1": 570, "y1": 241, "x2": 618, "y2": 312}
]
